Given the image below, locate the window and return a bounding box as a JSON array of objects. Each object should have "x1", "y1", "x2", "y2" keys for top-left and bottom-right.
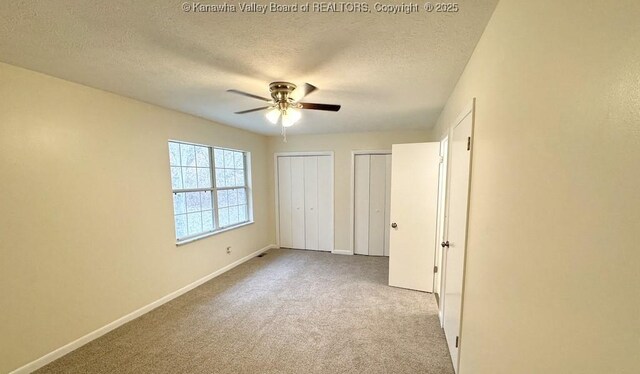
[{"x1": 169, "y1": 141, "x2": 251, "y2": 242}]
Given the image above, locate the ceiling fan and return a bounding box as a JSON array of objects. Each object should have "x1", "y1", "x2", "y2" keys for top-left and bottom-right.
[{"x1": 227, "y1": 82, "x2": 341, "y2": 139}]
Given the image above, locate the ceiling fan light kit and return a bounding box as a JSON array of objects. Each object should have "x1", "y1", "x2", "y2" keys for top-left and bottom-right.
[
  {"x1": 266, "y1": 108, "x2": 280, "y2": 124},
  {"x1": 282, "y1": 108, "x2": 301, "y2": 128},
  {"x1": 227, "y1": 81, "x2": 341, "y2": 141}
]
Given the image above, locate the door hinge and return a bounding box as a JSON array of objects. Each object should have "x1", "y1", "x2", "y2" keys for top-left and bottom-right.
[
  {"x1": 455, "y1": 336, "x2": 459, "y2": 348},
  {"x1": 434, "y1": 266, "x2": 438, "y2": 273},
  {"x1": 467, "y1": 137, "x2": 471, "y2": 151},
  {"x1": 438, "y1": 155, "x2": 444, "y2": 163}
]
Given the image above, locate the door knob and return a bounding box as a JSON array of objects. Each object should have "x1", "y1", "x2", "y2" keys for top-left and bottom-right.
[
  {"x1": 441, "y1": 241, "x2": 450, "y2": 248},
  {"x1": 391, "y1": 223, "x2": 398, "y2": 228}
]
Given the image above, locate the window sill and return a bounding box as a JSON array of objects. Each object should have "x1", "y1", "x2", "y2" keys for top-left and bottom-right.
[{"x1": 175, "y1": 221, "x2": 254, "y2": 246}]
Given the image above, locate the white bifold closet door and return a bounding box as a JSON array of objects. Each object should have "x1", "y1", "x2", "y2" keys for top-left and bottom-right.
[
  {"x1": 278, "y1": 155, "x2": 333, "y2": 252},
  {"x1": 291, "y1": 157, "x2": 306, "y2": 249},
  {"x1": 354, "y1": 154, "x2": 391, "y2": 256}
]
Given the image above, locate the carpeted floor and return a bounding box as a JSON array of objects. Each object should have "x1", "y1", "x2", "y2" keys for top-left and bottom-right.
[{"x1": 36, "y1": 248, "x2": 454, "y2": 374}]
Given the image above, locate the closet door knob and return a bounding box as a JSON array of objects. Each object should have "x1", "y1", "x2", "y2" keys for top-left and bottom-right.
[
  {"x1": 441, "y1": 241, "x2": 450, "y2": 248},
  {"x1": 391, "y1": 223, "x2": 398, "y2": 228}
]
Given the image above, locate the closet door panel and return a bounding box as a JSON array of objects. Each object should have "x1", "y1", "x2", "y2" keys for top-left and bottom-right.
[
  {"x1": 317, "y1": 156, "x2": 333, "y2": 252},
  {"x1": 368, "y1": 155, "x2": 386, "y2": 256},
  {"x1": 354, "y1": 155, "x2": 370, "y2": 255},
  {"x1": 384, "y1": 154, "x2": 392, "y2": 256},
  {"x1": 277, "y1": 157, "x2": 292, "y2": 248},
  {"x1": 304, "y1": 157, "x2": 319, "y2": 250},
  {"x1": 290, "y1": 157, "x2": 306, "y2": 249}
]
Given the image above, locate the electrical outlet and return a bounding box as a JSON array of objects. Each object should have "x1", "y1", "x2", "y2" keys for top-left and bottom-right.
[{"x1": 226, "y1": 246, "x2": 231, "y2": 254}]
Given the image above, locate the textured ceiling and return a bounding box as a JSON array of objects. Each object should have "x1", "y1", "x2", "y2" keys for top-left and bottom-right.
[{"x1": 0, "y1": 1, "x2": 497, "y2": 135}]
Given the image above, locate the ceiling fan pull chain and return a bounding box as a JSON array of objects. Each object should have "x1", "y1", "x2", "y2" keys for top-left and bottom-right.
[{"x1": 282, "y1": 125, "x2": 287, "y2": 143}]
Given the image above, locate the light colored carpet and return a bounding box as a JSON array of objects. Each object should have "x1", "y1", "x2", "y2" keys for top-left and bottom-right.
[{"x1": 36, "y1": 248, "x2": 454, "y2": 373}]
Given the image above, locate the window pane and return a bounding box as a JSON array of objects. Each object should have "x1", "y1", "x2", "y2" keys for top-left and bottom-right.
[
  {"x1": 215, "y1": 169, "x2": 226, "y2": 188},
  {"x1": 169, "y1": 142, "x2": 181, "y2": 166},
  {"x1": 228, "y1": 205, "x2": 239, "y2": 225},
  {"x1": 187, "y1": 212, "x2": 202, "y2": 235},
  {"x1": 173, "y1": 193, "x2": 186, "y2": 214},
  {"x1": 214, "y1": 148, "x2": 225, "y2": 168},
  {"x1": 197, "y1": 167, "x2": 211, "y2": 188},
  {"x1": 218, "y1": 207, "x2": 229, "y2": 227},
  {"x1": 183, "y1": 167, "x2": 197, "y2": 189},
  {"x1": 202, "y1": 210, "x2": 214, "y2": 231},
  {"x1": 195, "y1": 146, "x2": 210, "y2": 167},
  {"x1": 237, "y1": 189, "x2": 247, "y2": 205},
  {"x1": 217, "y1": 190, "x2": 228, "y2": 208},
  {"x1": 175, "y1": 214, "x2": 188, "y2": 239},
  {"x1": 225, "y1": 169, "x2": 236, "y2": 187},
  {"x1": 180, "y1": 144, "x2": 196, "y2": 167},
  {"x1": 224, "y1": 150, "x2": 235, "y2": 168},
  {"x1": 238, "y1": 204, "x2": 247, "y2": 222},
  {"x1": 200, "y1": 191, "x2": 212, "y2": 210},
  {"x1": 170, "y1": 143, "x2": 250, "y2": 239},
  {"x1": 186, "y1": 192, "x2": 201, "y2": 213},
  {"x1": 227, "y1": 189, "x2": 238, "y2": 206},
  {"x1": 235, "y1": 169, "x2": 245, "y2": 187},
  {"x1": 171, "y1": 167, "x2": 183, "y2": 189},
  {"x1": 234, "y1": 152, "x2": 244, "y2": 169}
]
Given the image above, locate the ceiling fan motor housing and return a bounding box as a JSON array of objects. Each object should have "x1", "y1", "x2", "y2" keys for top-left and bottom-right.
[{"x1": 269, "y1": 81, "x2": 297, "y2": 104}]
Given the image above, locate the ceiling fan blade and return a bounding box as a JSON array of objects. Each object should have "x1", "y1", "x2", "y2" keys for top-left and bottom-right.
[
  {"x1": 290, "y1": 83, "x2": 317, "y2": 102},
  {"x1": 227, "y1": 89, "x2": 271, "y2": 102},
  {"x1": 234, "y1": 106, "x2": 270, "y2": 114},
  {"x1": 299, "y1": 102, "x2": 341, "y2": 112}
]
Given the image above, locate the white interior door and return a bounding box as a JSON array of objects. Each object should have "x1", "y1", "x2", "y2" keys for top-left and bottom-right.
[
  {"x1": 443, "y1": 107, "x2": 474, "y2": 372},
  {"x1": 304, "y1": 157, "x2": 319, "y2": 250},
  {"x1": 290, "y1": 157, "x2": 306, "y2": 249},
  {"x1": 388, "y1": 143, "x2": 440, "y2": 292},
  {"x1": 277, "y1": 157, "x2": 292, "y2": 248},
  {"x1": 434, "y1": 137, "x2": 449, "y2": 314},
  {"x1": 384, "y1": 155, "x2": 392, "y2": 256},
  {"x1": 368, "y1": 155, "x2": 387, "y2": 256}
]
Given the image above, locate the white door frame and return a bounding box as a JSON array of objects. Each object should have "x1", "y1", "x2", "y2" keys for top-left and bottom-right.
[
  {"x1": 349, "y1": 150, "x2": 392, "y2": 255},
  {"x1": 274, "y1": 151, "x2": 335, "y2": 251},
  {"x1": 441, "y1": 98, "x2": 476, "y2": 372}
]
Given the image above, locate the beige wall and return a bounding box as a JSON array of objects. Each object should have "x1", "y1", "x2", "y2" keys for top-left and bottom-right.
[
  {"x1": 267, "y1": 130, "x2": 433, "y2": 252},
  {"x1": 431, "y1": 1, "x2": 640, "y2": 373},
  {"x1": 0, "y1": 62, "x2": 275, "y2": 372}
]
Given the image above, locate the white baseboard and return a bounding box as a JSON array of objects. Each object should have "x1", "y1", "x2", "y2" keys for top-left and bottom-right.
[
  {"x1": 9, "y1": 244, "x2": 277, "y2": 374},
  {"x1": 332, "y1": 249, "x2": 353, "y2": 255}
]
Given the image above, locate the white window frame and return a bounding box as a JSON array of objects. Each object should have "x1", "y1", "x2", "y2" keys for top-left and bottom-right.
[{"x1": 169, "y1": 140, "x2": 253, "y2": 245}]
